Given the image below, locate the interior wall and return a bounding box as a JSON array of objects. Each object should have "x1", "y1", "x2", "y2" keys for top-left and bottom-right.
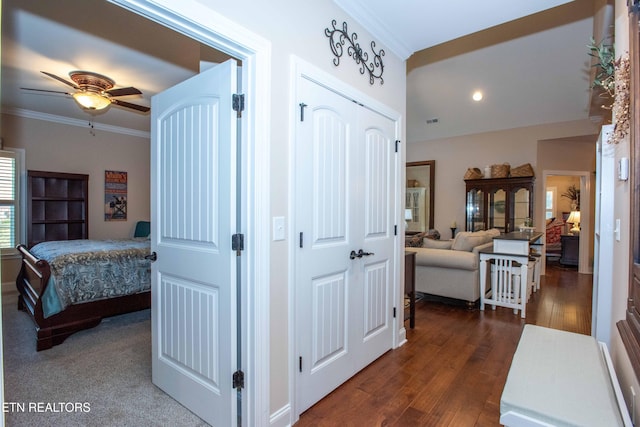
[
  {"x1": 0, "y1": 113, "x2": 150, "y2": 286},
  {"x1": 406, "y1": 119, "x2": 599, "y2": 236},
  {"x1": 609, "y1": 0, "x2": 638, "y2": 421}
]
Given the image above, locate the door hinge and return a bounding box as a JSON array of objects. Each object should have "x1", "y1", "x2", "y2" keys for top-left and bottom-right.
[
  {"x1": 299, "y1": 232, "x2": 304, "y2": 248},
  {"x1": 232, "y1": 233, "x2": 245, "y2": 255},
  {"x1": 394, "y1": 225, "x2": 398, "y2": 236},
  {"x1": 393, "y1": 307, "x2": 397, "y2": 318},
  {"x1": 299, "y1": 356, "x2": 303, "y2": 372},
  {"x1": 233, "y1": 94, "x2": 245, "y2": 118},
  {"x1": 395, "y1": 140, "x2": 401, "y2": 153},
  {"x1": 299, "y1": 103, "x2": 308, "y2": 121},
  {"x1": 233, "y1": 370, "x2": 245, "y2": 390}
]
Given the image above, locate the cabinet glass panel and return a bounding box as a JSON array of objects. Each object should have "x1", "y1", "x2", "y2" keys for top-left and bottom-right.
[
  {"x1": 511, "y1": 187, "x2": 530, "y2": 230},
  {"x1": 406, "y1": 188, "x2": 426, "y2": 232},
  {"x1": 490, "y1": 189, "x2": 506, "y2": 231},
  {"x1": 466, "y1": 189, "x2": 485, "y2": 231}
]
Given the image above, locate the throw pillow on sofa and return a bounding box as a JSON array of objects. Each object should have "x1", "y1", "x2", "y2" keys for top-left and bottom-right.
[
  {"x1": 451, "y1": 229, "x2": 500, "y2": 252},
  {"x1": 422, "y1": 238, "x2": 453, "y2": 250},
  {"x1": 406, "y1": 232, "x2": 427, "y2": 247}
]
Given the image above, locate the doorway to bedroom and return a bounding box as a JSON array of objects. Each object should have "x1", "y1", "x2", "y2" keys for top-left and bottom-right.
[
  {"x1": 1, "y1": 0, "x2": 270, "y2": 425},
  {"x1": 541, "y1": 170, "x2": 591, "y2": 275}
]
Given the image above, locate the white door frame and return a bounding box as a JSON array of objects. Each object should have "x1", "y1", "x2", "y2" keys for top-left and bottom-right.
[
  {"x1": 540, "y1": 170, "x2": 592, "y2": 275},
  {"x1": 108, "y1": 1, "x2": 271, "y2": 425},
  {"x1": 289, "y1": 56, "x2": 403, "y2": 422}
]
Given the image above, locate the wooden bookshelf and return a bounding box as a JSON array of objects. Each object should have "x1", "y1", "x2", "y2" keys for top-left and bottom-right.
[{"x1": 27, "y1": 170, "x2": 89, "y2": 247}]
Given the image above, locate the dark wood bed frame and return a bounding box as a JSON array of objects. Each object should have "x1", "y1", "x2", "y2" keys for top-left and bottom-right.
[{"x1": 15, "y1": 244, "x2": 151, "y2": 351}]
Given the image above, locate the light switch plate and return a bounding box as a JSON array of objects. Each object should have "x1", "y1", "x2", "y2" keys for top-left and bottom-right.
[{"x1": 273, "y1": 216, "x2": 285, "y2": 241}]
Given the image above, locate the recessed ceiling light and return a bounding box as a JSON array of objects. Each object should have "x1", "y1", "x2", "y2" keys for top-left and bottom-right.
[{"x1": 472, "y1": 91, "x2": 483, "y2": 102}]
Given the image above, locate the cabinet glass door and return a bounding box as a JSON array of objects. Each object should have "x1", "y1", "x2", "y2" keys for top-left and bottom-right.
[
  {"x1": 466, "y1": 189, "x2": 485, "y2": 231},
  {"x1": 406, "y1": 188, "x2": 426, "y2": 232},
  {"x1": 490, "y1": 189, "x2": 506, "y2": 231},
  {"x1": 511, "y1": 187, "x2": 530, "y2": 231}
]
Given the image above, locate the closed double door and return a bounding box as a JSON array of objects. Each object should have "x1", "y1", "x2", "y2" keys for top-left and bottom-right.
[{"x1": 295, "y1": 76, "x2": 398, "y2": 413}]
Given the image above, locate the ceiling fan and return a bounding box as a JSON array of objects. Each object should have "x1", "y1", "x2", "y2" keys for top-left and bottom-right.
[{"x1": 21, "y1": 70, "x2": 150, "y2": 113}]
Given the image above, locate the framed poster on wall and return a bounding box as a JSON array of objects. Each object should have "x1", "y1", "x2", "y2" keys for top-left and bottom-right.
[{"x1": 104, "y1": 170, "x2": 127, "y2": 221}]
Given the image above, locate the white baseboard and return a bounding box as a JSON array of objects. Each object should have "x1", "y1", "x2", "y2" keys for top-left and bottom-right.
[
  {"x1": 270, "y1": 404, "x2": 291, "y2": 427},
  {"x1": 2, "y1": 281, "x2": 17, "y2": 296}
]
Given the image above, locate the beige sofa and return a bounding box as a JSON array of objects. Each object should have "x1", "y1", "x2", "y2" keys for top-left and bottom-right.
[{"x1": 409, "y1": 229, "x2": 500, "y2": 305}]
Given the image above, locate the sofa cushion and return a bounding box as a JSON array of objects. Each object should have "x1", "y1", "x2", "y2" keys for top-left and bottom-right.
[
  {"x1": 413, "y1": 247, "x2": 477, "y2": 270},
  {"x1": 452, "y1": 231, "x2": 488, "y2": 252},
  {"x1": 422, "y1": 239, "x2": 453, "y2": 250}
]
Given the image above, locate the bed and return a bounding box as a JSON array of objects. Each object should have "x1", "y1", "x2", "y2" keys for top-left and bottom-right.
[{"x1": 15, "y1": 238, "x2": 152, "y2": 351}]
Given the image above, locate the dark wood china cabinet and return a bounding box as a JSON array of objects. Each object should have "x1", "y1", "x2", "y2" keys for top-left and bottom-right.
[{"x1": 465, "y1": 176, "x2": 534, "y2": 233}]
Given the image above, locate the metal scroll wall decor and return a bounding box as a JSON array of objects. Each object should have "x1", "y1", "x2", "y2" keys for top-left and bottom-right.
[{"x1": 324, "y1": 19, "x2": 385, "y2": 85}]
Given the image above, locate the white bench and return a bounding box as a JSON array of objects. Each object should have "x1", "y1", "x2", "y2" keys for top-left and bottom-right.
[{"x1": 500, "y1": 325, "x2": 632, "y2": 427}]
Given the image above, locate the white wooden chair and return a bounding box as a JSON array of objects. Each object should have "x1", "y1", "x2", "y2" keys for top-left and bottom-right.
[{"x1": 480, "y1": 254, "x2": 535, "y2": 318}]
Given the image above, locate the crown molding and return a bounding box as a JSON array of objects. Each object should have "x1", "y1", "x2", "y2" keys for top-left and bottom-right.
[
  {"x1": 333, "y1": 0, "x2": 413, "y2": 60},
  {"x1": 1, "y1": 107, "x2": 150, "y2": 139}
]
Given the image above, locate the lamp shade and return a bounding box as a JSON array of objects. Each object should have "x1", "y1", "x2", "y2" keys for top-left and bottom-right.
[
  {"x1": 567, "y1": 210, "x2": 580, "y2": 225},
  {"x1": 567, "y1": 210, "x2": 580, "y2": 235},
  {"x1": 405, "y1": 209, "x2": 413, "y2": 221}
]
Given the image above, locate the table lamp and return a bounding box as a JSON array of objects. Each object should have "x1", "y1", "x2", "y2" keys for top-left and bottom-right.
[{"x1": 567, "y1": 210, "x2": 580, "y2": 235}]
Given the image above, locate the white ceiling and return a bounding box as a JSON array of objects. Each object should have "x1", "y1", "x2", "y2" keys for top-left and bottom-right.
[
  {"x1": 337, "y1": 0, "x2": 607, "y2": 143},
  {"x1": 2, "y1": 0, "x2": 605, "y2": 142},
  {"x1": 1, "y1": 0, "x2": 230, "y2": 136}
]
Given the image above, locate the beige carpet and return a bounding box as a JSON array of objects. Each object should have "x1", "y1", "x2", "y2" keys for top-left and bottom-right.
[{"x1": 2, "y1": 293, "x2": 209, "y2": 426}]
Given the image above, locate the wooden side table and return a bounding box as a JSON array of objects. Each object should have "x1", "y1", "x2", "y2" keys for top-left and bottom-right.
[
  {"x1": 404, "y1": 251, "x2": 417, "y2": 329},
  {"x1": 559, "y1": 234, "x2": 579, "y2": 266}
]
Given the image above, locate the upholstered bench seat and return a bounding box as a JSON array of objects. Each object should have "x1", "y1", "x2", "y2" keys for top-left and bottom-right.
[{"x1": 500, "y1": 325, "x2": 631, "y2": 427}]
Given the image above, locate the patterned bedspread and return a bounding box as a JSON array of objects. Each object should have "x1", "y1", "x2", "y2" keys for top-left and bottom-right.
[
  {"x1": 546, "y1": 217, "x2": 565, "y2": 253},
  {"x1": 29, "y1": 239, "x2": 151, "y2": 318}
]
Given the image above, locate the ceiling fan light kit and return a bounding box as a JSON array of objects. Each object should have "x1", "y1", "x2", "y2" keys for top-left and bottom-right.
[
  {"x1": 22, "y1": 70, "x2": 150, "y2": 113},
  {"x1": 72, "y1": 91, "x2": 112, "y2": 110}
]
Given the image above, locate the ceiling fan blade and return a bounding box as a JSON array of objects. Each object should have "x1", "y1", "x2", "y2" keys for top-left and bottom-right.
[
  {"x1": 105, "y1": 87, "x2": 142, "y2": 97},
  {"x1": 20, "y1": 87, "x2": 72, "y2": 95},
  {"x1": 111, "y1": 99, "x2": 150, "y2": 113},
  {"x1": 41, "y1": 71, "x2": 79, "y2": 89}
]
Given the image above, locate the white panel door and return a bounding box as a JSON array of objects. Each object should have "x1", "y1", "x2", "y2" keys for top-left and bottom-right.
[
  {"x1": 151, "y1": 59, "x2": 237, "y2": 427},
  {"x1": 355, "y1": 106, "x2": 396, "y2": 366},
  {"x1": 295, "y1": 77, "x2": 396, "y2": 413}
]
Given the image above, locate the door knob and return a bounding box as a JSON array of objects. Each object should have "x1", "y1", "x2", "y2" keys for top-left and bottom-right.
[
  {"x1": 357, "y1": 249, "x2": 374, "y2": 257},
  {"x1": 145, "y1": 251, "x2": 157, "y2": 262},
  {"x1": 350, "y1": 249, "x2": 374, "y2": 260}
]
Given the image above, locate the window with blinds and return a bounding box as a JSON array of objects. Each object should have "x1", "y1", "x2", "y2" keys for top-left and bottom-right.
[{"x1": 0, "y1": 152, "x2": 18, "y2": 249}]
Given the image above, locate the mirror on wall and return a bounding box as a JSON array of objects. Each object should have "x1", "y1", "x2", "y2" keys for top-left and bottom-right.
[{"x1": 406, "y1": 160, "x2": 435, "y2": 233}]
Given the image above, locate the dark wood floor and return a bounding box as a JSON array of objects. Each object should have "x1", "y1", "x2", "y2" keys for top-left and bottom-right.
[{"x1": 296, "y1": 260, "x2": 591, "y2": 426}]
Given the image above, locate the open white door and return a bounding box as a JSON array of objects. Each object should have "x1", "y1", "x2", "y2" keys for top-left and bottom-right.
[{"x1": 151, "y1": 59, "x2": 238, "y2": 426}]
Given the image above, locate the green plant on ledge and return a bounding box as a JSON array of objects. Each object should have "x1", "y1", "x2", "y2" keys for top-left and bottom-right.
[
  {"x1": 588, "y1": 36, "x2": 631, "y2": 144},
  {"x1": 588, "y1": 37, "x2": 615, "y2": 100}
]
